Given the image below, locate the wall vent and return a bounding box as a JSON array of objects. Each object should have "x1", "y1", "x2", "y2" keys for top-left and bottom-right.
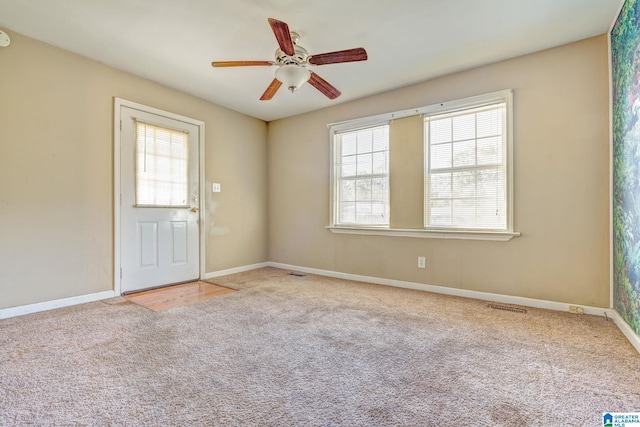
[{"x1": 488, "y1": 303, "x2": 527, "y2": 314}]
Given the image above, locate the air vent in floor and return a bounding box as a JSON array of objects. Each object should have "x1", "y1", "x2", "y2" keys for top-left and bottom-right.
[
  {"x1": 487, "y1": 303, "x2": 527, "y2": 314},
  {"x1": 288, "y1": 272, "x2": 306, "y2": 277}
]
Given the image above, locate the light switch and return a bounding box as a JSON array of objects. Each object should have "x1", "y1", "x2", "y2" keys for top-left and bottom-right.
[{"x1": 212, "y1": 183, "x2": 221, "y2": 193}]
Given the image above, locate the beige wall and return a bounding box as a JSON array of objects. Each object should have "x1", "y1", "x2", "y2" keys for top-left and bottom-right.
[
  {"x1": 268, "y1": 35, "x2": 610, "y2": 307},
  {"x1": 389, "y1": 115, "x2": 425, "y2": 229},
  {"x1": 0, "y1": 31, "x2": 268, "y2": 309},
  {"x1": 0, "y1": 30, "x2": 611, "y2": 310}
]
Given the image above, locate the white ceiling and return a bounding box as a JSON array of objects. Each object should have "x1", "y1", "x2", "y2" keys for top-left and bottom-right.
[{"x1": 0, "y1": 0, "x2": 622, "y2": 121}]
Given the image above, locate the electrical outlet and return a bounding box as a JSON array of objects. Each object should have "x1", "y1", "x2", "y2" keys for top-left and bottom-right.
[
  {"x1": 569, "y1": 306, "x2": 584, "y2": 315},
  {"x1": 418, "y1": 256, "x2": 426, "y2": 269}
]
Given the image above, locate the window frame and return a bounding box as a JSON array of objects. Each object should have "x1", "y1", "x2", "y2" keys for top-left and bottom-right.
[
  {"x1": 330, "y1": 122, "x2": 391, "y2": 228},
  {"x1": 423, "y1": 92, "x2": 512, "y2": 232},
  {"x1": 327, "y1": 89, "x2": 519, "y2": 241}
]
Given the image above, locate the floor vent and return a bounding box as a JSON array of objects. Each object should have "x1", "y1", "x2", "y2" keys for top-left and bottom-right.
[
  {"x1": 288, "y1": 272, "x2": 307, "y2": 277},
  {"x1": 488, "y1": 303, "x2": 527, "y2": 314}
]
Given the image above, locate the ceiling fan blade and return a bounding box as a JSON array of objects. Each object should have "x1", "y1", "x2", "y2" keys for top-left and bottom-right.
[
  {"x1": 308, "y1": 72, "x2": 341, "y2": 100},
  {"x1": 260, "y1": 78, "x2": 283, "y2": 101},
  {"x1": 211, "y1": 61, "x2": 273, "y2": 67},
  {"x1": 308, "y1": 48, "x2": 368, "y2": 65},
  {"x1": 268, "y1": 18, "x2": 295, "y2": 56}
]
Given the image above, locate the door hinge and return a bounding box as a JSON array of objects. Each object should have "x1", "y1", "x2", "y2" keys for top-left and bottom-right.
[
  {"x1": 120, "y1": 268, "x2": 122, "y2": 279},
  {"x1": 120, "y1": 120, "x2": 122, "y2": 131}
]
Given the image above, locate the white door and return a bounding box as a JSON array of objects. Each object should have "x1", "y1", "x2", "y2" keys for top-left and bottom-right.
[{"x1": 119, "y1": 106, "x2": 200, "y2": 293}]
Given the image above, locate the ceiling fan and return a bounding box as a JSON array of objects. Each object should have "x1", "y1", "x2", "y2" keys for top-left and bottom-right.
[{"x1": 211, "y1": 18, "x2": 368, "y2": 101}]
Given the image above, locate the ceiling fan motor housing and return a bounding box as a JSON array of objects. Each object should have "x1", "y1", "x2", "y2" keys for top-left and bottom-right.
[{"x1": 275, "y1": 32, "x2": 309, "y2": 66}]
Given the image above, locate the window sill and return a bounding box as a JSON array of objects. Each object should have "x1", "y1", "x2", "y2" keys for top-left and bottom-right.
[{"x1": 326, "y1": 226, "x2": 520, "y2": 241}]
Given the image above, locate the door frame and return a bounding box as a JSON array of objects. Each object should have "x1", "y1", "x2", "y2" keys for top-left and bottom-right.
[{"x1": 113, "y1": 98, "x2": 206, "y2": 295}]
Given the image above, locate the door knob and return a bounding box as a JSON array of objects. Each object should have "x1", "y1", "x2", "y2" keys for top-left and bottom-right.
[{"x1": 191, "y1": 207, "x2": 199, "y2": 213}]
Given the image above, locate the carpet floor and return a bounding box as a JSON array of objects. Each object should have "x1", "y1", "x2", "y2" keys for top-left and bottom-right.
[{"x1": 0, "y1": 267, "x2": 638, "y2": 426}]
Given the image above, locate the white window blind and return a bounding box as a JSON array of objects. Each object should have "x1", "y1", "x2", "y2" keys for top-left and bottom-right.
[
  {"x1": 135, "y1": 121, "x2": 189, "y2": 207},
  {"x1": 335, "y1": 125, "x2": 389, "y2": 225},
  {"x1": 425, "y1": 102, "x2": 507, "y2": 230}
]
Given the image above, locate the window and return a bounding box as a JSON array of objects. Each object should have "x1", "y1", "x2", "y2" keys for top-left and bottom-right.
[
  {"x1": 328, "y1": 90, "x2": 516, "y2": 240},
  {"x1": 135, "y1": 121, "x2": 189, "y2": 207},
  {"x1": 424, "y1": 97, "x2": 510, "y2": 231},
  {"x1": 333, "y1": 124, "x2": 389, "y2": 226}
]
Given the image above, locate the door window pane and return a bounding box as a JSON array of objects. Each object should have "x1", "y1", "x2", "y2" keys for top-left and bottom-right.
[{"x1": 136, "y1": 122, "x2": 189, "y2": 206}]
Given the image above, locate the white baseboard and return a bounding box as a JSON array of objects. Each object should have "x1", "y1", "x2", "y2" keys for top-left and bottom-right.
[
  {"x1": 268, "y1": 262, "x2": 612, "y2": 317},
  {"x1": 0, "y1": 290, "x2": 116, "y2": 320},
  {"x1": 4, "y1": 262, "x2": 638, "y2": 356},
  {"x1": 204, "y1": 262, "x2": 271, "y2": 279},
  {"x1": 269, "y1": 262, "x2": 640, "y2": 353},
  {"x1": 0, "y1": 261, "x2": 271, "y2": 320},
  {"x1": 610, "y1": 310, "x2": 640, "y2": 354}
]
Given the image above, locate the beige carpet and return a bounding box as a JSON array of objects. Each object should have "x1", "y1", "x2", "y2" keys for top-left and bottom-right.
[{"x1": 0, "y1": 267, "x2": 638, "y2": 426}]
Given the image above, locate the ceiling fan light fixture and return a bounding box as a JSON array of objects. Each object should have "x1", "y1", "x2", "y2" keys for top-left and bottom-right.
[
  {"x1": 275, "y1": 64, "x2": 310, "y2": 93},
  {"x1": 212, "y1": 18, "x2": 367, "y2": 100}
]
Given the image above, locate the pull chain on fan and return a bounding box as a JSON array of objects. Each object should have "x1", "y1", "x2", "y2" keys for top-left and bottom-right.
[{"x1": 211, "y1": 18, "x2": 367, "y2": 101}]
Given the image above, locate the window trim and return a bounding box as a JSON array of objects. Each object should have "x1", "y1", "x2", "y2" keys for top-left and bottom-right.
[
  {"x1": 326, "y1": 225, "x2": 519, "y2": 241},
  {"x1": 328, "y1": 89, "x2": 519, "y2": 241}
]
